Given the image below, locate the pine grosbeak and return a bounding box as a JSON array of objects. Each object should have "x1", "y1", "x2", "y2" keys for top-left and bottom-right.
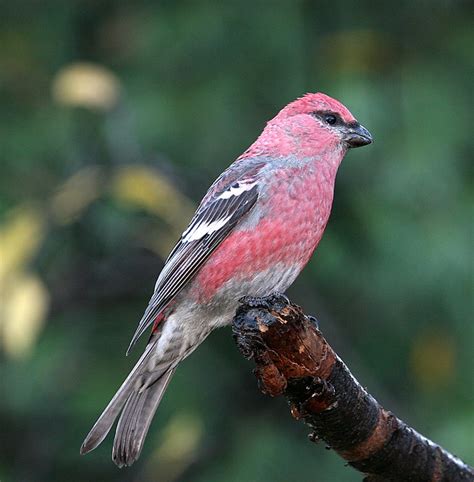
[{"x1": 81, "y1": 92, "x2": 372, "y2": 466}]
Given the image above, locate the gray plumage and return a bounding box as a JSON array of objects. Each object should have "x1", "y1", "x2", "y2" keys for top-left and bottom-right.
[
  {"x1": 112, "y1": 368, "x2": 175, "y2": 467},
  {"x1": 80, "y1": 336, "x2": 179, "y2": 467}
]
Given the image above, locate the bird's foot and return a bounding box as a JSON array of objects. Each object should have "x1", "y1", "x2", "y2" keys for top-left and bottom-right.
[{"x1": 239, "y1": 292, "x2": 290, "y2": 310}]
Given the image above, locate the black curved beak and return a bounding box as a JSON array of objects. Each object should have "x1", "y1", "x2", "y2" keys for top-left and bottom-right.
[{"x1": 344, "y1": 122, "x2": 373, "y2": 148}]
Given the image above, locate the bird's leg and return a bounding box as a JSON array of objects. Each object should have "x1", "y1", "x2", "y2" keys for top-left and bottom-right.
[{"x1": 266, "y1": 292, "x2": 291, "y2": 307}]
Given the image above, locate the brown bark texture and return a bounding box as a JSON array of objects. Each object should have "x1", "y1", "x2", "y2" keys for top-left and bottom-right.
[{"x1": 232, "y1": 293, "x2": 473, "y2": 482}]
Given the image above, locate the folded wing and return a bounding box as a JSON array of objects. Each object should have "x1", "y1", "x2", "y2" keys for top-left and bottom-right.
[{"x1": 126, "y1": 175, "x2": 260, "y2": 353}]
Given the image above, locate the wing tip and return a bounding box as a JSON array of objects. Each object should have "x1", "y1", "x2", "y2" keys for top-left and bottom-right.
[
  {"x1": 126, "y1": 334, "x2": 139, "y2": 356},
  {"x1": 80, "y1": 435, "x2": 98, "y2": 456},
  {"x1": 126, "y1": 319, "x2": 154, "y2": 356}
]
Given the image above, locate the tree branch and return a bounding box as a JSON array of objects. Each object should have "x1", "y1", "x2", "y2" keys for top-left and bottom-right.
[{"x1": 232, "y1": 293, "x2": 473, "y2": 482}]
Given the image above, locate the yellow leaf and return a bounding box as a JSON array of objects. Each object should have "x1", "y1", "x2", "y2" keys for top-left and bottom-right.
[
  {"x1": 111, "y1": 166, "x2": 196, "y2": 256},
  {"x1": 111, "y1": 166, "x2": 194, "y2": 221},
  {"x1": 50, "y1": 166, "x2": 103, "y2": 224},
  {"x1": 0, "y1": 273, "x2": 50, "y2": 359},
  {"x1": 144, "y1": 413, "x2": 203, "y2": 482},
  {"x1": 52, "y1": 62, "x2": 121, "y2": 110},
  {"x1": 410, "y1": 329, "x2": 456, "y2": 391},
  {"x1": 0, "y1": 206, "x2": 45, "y2": 285}
]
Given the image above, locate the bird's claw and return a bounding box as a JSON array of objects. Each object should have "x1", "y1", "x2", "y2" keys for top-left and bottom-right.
[{"x1": 239, "y1": 292, "x2": 290, "y2": 310}]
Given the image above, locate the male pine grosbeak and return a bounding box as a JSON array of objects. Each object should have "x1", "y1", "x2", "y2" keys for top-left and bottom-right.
[{"x1": 81, "y1": 92, "x2": 372, "y2": 466}]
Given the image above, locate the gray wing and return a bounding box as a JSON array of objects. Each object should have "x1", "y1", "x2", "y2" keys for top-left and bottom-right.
[{"x1": 126, "y1": 177, "x2": 259, "y2": 353}]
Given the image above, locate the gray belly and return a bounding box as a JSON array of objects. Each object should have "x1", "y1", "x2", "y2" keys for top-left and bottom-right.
[
  {"x1": 158, "y1": 262, "x2": 302, "y2": 359},
  {"x1": 202, "y1": 262, "x2": 301, "y2": 326}
]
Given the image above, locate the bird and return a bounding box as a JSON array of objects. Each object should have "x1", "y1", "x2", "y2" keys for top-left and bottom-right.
[{"x1": 80, "y1": 92, "x2": 372, "y2": 467}]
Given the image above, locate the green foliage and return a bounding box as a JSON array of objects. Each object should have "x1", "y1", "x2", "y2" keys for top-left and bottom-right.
[{"x1": 0, "y1": 1, "x2": 472, "y2": 481}]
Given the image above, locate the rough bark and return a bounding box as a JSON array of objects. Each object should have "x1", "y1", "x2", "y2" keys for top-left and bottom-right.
[{"x1": 232, "y1": 293, "x2": 473, "y2": 482}]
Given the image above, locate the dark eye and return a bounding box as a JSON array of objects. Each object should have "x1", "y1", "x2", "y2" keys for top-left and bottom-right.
[{"x1": 324, "y1": 114, "x2": 337, "y2": 125}]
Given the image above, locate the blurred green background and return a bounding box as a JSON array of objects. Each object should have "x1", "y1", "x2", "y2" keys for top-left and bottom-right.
[{"x1": 0, "y1": 1, "x2": 472, "y2": 481}]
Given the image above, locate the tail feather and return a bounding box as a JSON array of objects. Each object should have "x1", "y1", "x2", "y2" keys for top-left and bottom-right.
[
  {"x1": 112, "y1": 368, "x2": 175, "y2": 467},
  {"x1": 80, "y1": 340, "x2": 163, "y2": 456}
]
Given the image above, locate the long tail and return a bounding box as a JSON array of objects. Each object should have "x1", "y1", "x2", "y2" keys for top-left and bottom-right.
[
  {"x1": 80, "y1": 339, "x2": 177, "y2": 466},
  {"x1": 112, "y1": 368, "x2": 175, "y2": 467}
]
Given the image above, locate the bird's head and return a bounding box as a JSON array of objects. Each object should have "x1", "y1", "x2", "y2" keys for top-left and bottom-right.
[
  {"x1": 271, "y1": 92, "x2": 373, "y2": 152},
  {"x1": 240, "y1": 93, "x2": 372, "y2": 162}
]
